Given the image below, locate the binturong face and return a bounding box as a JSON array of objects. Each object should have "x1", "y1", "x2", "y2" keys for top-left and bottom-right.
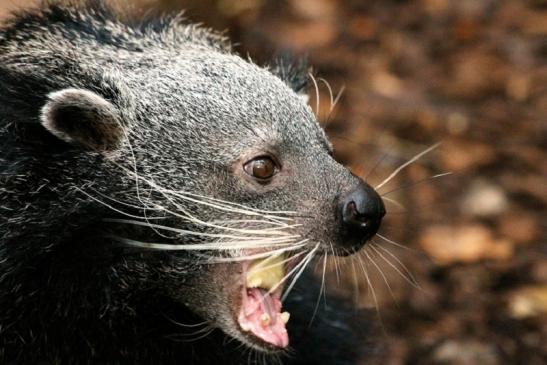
[{"x1": 36, "y1": 49, "x2": 385, "y2": 353}]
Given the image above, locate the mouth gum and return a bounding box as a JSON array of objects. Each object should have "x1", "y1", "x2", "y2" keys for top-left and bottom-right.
[
  {"x1": 238, "y1": 286, "x2": 289, "y2": 348},
  {"x1": 238, "y1": 257, "x2": 289, "y2": 348}
]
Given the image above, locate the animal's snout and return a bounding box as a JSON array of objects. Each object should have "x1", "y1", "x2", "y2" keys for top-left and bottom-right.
[{"x1": 337, "y1": 182, "x2": 385, "y2": 254}]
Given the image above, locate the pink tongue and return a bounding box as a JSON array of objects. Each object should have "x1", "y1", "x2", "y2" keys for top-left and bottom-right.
[{"x1": 238, "y1": 288, "x2": 289, "y2": 348}]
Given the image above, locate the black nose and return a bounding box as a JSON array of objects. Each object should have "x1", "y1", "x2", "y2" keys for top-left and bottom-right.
[{"x1": 337, "y1": 183, "x2": 385, "y2": 254}]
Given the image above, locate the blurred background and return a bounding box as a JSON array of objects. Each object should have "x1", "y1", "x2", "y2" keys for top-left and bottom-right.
[{"x1": 1, "y1": 1, "x2": 546, "y2": 364}]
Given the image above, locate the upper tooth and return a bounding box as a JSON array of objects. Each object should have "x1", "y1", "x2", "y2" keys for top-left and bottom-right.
[{"x1": 246, "y1": 255, "x2": 285, "y2": 291}]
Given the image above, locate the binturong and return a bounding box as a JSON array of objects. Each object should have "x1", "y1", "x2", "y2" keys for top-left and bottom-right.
[{"x1": 0, "y1": 1, "x2": 386, "y2": 364}]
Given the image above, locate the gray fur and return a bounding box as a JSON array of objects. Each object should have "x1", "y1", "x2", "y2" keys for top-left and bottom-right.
[{"x1": 0, "y1": 2, "x2": 377, "y2": 364}]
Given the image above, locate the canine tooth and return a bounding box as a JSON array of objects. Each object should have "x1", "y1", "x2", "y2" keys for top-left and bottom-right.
[
  {"x1": 260, "y1": 313, "x2": 271, "y2": 327},
  {"x1": 280, "y1": 312, "x2": 290, "y2": 324},
  {"x1": 241, "y1": 323, "x2": 252, "y2": 332}
]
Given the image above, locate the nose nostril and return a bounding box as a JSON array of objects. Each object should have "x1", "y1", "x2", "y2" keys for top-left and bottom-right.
[
  {"x1": 342, "y1": 201, "x2": 357, "y2": 224},
  {"x1": 343, "y1": 200, "x2": 381, "y2": 226},
  {"x1": 338, "y1": 183, "x2": 385, "y2": 253}
]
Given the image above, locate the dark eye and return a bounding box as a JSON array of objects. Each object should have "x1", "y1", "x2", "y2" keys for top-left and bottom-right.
[{"x1": 243, "y1": 156, "x2": 278, "y2": 181}]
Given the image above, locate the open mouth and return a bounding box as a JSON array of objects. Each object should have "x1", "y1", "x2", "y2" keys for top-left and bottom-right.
[{"x1": 238, "y1": 255, "x2": 290, "y2": 349}]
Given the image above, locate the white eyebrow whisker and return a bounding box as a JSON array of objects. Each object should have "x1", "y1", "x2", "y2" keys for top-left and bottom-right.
[
  {"x1": 375, "y1": 142, "x2": 441, "y2": 191},
  {"x1": 308, "y1": 72, "x2": 321, "y2": 117}
]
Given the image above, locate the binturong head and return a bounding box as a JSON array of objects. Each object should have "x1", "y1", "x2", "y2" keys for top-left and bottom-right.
[{"x1": 0, "y1": 2, "x2": 385, "y2": 357}]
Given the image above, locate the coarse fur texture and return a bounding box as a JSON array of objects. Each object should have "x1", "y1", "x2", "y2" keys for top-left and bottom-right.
[{"x1": 0, "y1": 1, "x2": 382, "y2": 364}]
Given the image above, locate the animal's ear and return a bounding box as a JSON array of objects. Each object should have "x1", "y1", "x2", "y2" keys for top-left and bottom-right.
[
  {"x1": 269, "y1": 56, "x2": 310, "y2": 100},
  {"x1": 40, "y1": 88, "x2": 125, "y2": 152}
]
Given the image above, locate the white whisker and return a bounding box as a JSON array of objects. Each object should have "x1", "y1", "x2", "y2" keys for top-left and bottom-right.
[
  {"x1": 375, "y1": 142, "x2": 441, "y2": 190},
  {"x1": 75, "y1": 188, "x2": 160, "y2": 220},
  {"x1": 176, "y1": 190, "x2": 297, "y2": 216},
  {"x1": 381, "y1": 196, "x2": 405, "y2": 211},
  {"x1": 151, "y1": 193, "x2": 295, "y2": 237},
  {"x1": 371, "y1": 243, "x2": 420, "y2": 289},
  {"x1": 356, "y1": 251, "x2": 380, "y2": 316},
  {"x1": 331, "y1": 84, "x2": 345, "y2": 111},
  {"x1": 281, "y1": 243, "x2": 320, "y2": 301},
  {"x1": 381, "y1": 171, "x2": 453, "y2": 196},
  {"x1": 111, "y1": 236, "x2": 307, "y2": 253},
  {"x1": 308, "y1": 252, "x2": 328, "y2": 326},
  {"x1": 104, "y1": 218, "x2": 298, "y2": 239},
  {"x1": 318, "y1": 77, "x2": 334, "y2": 112},
  {"x1": 208, "y1": 219, "x2": 292, "y2": 228},
  {"x1": 363, "y1": 247, "x2": 396, "y2": 302},
  {"x1": 350, "y1": 258, "x2": 360, "y2": 306},
  {"x1": 376, "y1": 233, "x2": 413, "y2": 251},
  {"x1": 208, "y1": 241, "x2": 310, "y2": 263},
  {"x1": 247, "y1": 251, "x2": 306, "y2": 274},
  {"x1": 308, "y1": 72, "x2": 321, "y2": 117}
]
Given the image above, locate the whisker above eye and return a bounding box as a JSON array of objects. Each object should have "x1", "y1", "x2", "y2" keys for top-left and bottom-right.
[
  {"x1": 380, "y1": 172, "x2": 453, "y2": 196},
  {"x1": 375, "y1": 142, "x2": 441, "y2": 191}
]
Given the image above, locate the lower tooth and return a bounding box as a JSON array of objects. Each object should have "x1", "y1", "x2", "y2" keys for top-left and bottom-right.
[
  {"x1": 241, "y1": 323, "x2": 252, "y2": 332},
  {"x1": 260, "y1": 313, "x2": 271, "y2": 327},
  {"x1": 280, "y1": 312, "x2": 290, "y2": 324}
]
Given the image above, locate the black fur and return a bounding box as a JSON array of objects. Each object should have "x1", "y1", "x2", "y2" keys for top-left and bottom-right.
[{"x1": 0, "y1": 2, "x2": 379, "y2": 364}]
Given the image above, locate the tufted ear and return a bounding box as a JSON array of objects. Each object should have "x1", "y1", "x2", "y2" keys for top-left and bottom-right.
[
  {"x1": 40, "y1": 88, "x2": 125, "y2": 152},
  {"x1": 269, "y1": 56, "x2": 310, "y2": 100}
]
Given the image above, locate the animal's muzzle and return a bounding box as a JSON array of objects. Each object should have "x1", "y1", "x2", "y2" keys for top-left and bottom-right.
[{"x1": 337, "y1": 182, "x2": 385, "y2": 254}]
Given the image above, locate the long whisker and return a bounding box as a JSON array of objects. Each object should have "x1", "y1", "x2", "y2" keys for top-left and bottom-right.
[
  {"x1": 173, "y1": 190, "x2": 297, "y2": 216},
  {"x1": 208, "y1": 219, "x2": 290, "y2": 228},
  {"x1": 104, "y1": 218, "x2": 298, "y2": 238},
  {"x1": 308, "y1": 72, "x2": 321, "y2": 117},
  {"x1": 208, "y1": 241, "x2": 310, "y2": 263},
  {"x1": 371, "y1": 243, "x2": 420, "y2": 289},
  {"x1": 381, "y1": 172, "x2": 453, "y2": 196},
  {"x1": 91, "y1": 189, "x2": 163, "y2": 212},
  {"x1": 376, "y1": 232, "x2": 409, "y2": 250},
  {"x1": 111, "y1": 236, "x2": 307, "y2": 254},
  {"x1": 331, "y1": 85, "x2": 345, "y2": 112},
  {"x1": 381, "y1": 196, "x2": 405, "y2": 211},
  {"x1": 165, "y1": 326, "x2": 216, "y2": 342},
  {"x1": 105, "y1": 162, "x2": 296, "y2": 219},
  {"x1": 281, "y1": 243, "x2": 320, "y2": 301},
  {"x1": 375, "y1": 142, "x2": 441, "y2": 190},
  {"x1": 161, "y1": 189, "x2": 294, "y2": 221},
  {"x1": 375, "y1": 233, "x2": 414, "y2": 251},
  {"x1": 247, "y1": 251, "x2": 306, "y2": 274},
  {"x1": 122, "y1": 129, "x2": 173, "y2": 240},
  {"x1": 356, "y1": 252, "x2": 381, "y2": 316},
  {"x1": 163, "y1": 313, "x2": 210, "y2": 328},
  {"x1": 350, "y1": 257, "x2": 360, "y2": 306},
  {"x1": 152, "y1": 193, "x2": 295, "y2": 236},
  {"x1": 75, "y1": 188, "x2": 162, "y2": 220},
  {"x1": 308, "y1": 252, "x2": 328, "y2": 326},
  {"x1": 265, "y1": 246, "x2": 317, "y2": 297},
  {"x1": 318, "y1": 77, "x2": 334, "y2": 112},
  {"x1": 363, "y1": 247, "x2": 397, "y2": 303}
]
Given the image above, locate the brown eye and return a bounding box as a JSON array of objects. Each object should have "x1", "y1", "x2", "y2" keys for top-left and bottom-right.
[{"x1": 243, "y1": 156, "x2": 277, "y2": 181}]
